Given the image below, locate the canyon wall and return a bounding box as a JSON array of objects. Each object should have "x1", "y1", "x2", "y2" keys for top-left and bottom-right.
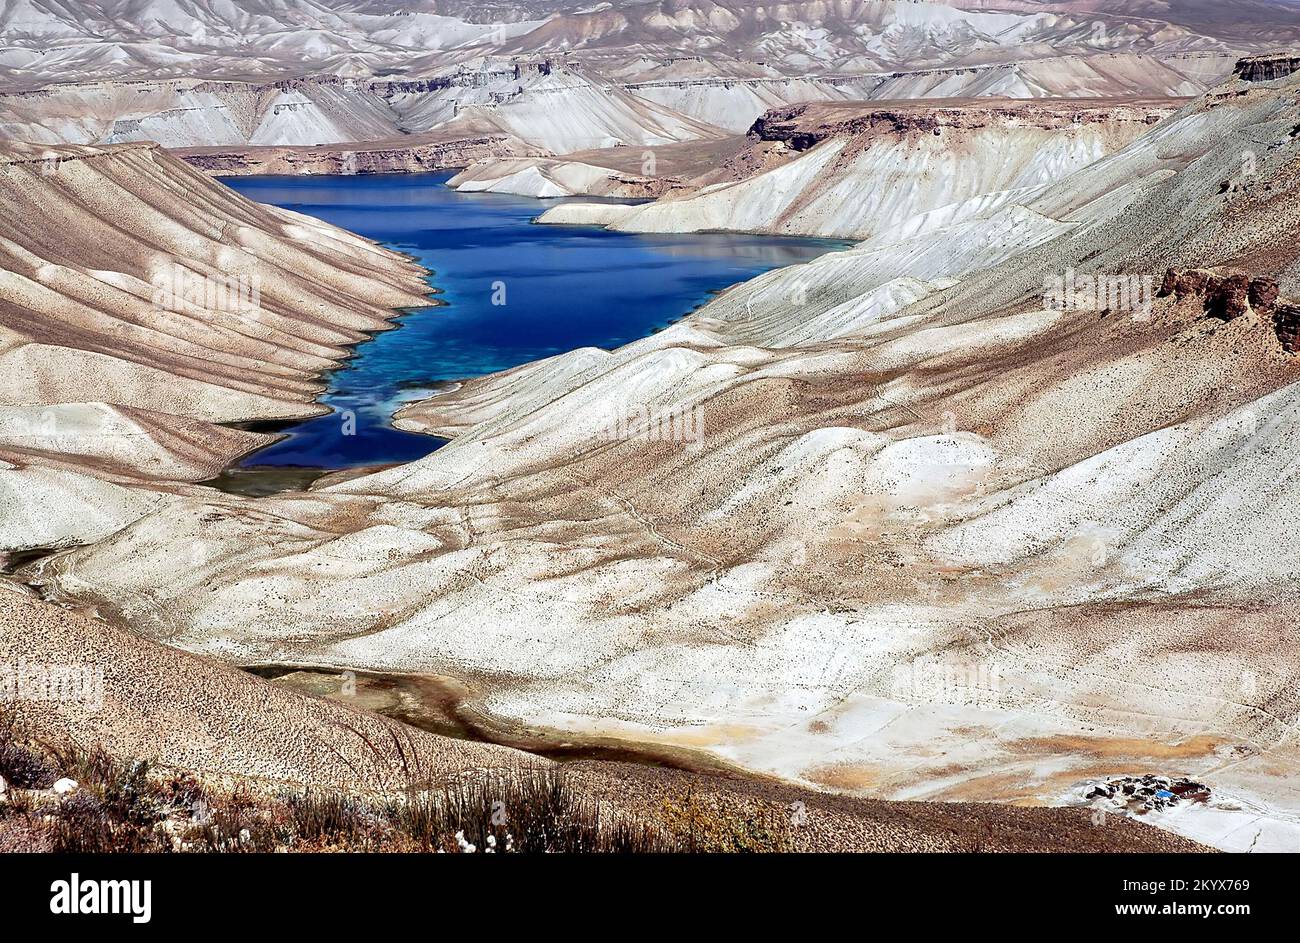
[
  {"x1": 537, "y1": 99, "x2": 1177, "y2": 239},
  {"x1": 22, "y1": 69, "x2": 1300, "y2": 850},
  {"x1": 0, "y1": 141, "x2": 431, "y2": 551}
]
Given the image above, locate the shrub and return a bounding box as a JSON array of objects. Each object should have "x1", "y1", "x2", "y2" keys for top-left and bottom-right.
[
  {"x1": 285, "y1": 791, "x2": 387, "y2": 849},
  {"x1": 387, "y1": 768, "x2": 680, "y2": 853},
  {"x1": 660, "y1": 786, "x2": 792, "y2": 852},
  {"x1": 49, "y1": 791, "x2": 169, "y2": 853},
  {"x1": 0, "y1": 718, "x2": 784, "y2": 853},
  {"x1": 0, "y1": 738, "x2": 56, "y2": 790}
]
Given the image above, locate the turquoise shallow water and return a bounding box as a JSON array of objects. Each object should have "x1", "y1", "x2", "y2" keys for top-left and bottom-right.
[{"x1": 223, "y1": 172, "x2": 845, "y2": 470}]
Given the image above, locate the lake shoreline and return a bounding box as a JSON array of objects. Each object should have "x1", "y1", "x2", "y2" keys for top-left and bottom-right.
[{"x1": 208, "y1": 171, "x2": 846, "y2": 490}]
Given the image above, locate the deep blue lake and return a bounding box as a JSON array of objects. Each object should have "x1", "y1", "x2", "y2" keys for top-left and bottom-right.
[{"x1": 221, "y1": 172, "x2": 843, "y2": 475}]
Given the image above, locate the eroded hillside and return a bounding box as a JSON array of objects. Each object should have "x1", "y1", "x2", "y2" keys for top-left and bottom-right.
[
  {"x1": 534, "y1": 97, "x2": 1177, "y2": 237},
  {"x1": 0, "y1": 141, "x2": 430, "y2": 550},
  {"x1": 12, "y1": 65, "x2": 1300, "y2": 852}
]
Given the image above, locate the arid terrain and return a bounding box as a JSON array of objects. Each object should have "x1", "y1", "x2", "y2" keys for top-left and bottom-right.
[{"x1": 2, "y1": 1, "x2": 1300, "y2": 855}]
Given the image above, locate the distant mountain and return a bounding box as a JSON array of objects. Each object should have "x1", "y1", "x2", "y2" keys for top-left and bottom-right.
[
  {"x1": 0, "y1": 0, "x2": 546, "y2": 86},
  {"x1": 503, "y1": 0, "x2": 1300, "y2": 72},
  {"x1": 947, "y1": 0, "x2": 1300, "y2": 45},
  {"x1": 1, "y1": 0, "x2": 1295, "y2": 87}
]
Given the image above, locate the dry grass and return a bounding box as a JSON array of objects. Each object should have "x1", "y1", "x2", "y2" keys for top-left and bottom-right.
[
  {"x1": 659, "y1": 785, "x2": 792, "y2": 852},
  {"x1": 0, "y1": 717, "x2": 788, "y2": 853}
]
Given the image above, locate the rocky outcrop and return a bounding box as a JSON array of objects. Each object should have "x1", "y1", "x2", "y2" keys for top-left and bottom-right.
[
  {"x1": 748, "y1": 99, "x2": 1176, "y2": 152},
  {"x1": 1157, "y1": 268, "x2": 1255, "y2": 320},
  {"x1": 1276, "y1": 304, "x2": 1300, "y2": 353},
  {"x1": 749, "y1": 103, "x2": 940, "y2": 151},
  {"x1": 1158, "y1": 268, "x2": 1300, "y2": 350},
  {"x1": 177, "y1": 132, "x2": 539, "y2": 177},
  {"x1": 1234, "y1": 54, "x2": 1300, "y2": 83},
  {"x1": 542, "y1": 98, "x2": 1176, "y2": 239}
]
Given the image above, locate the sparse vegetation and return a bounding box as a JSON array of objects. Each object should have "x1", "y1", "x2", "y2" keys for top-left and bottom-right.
[
  {"x1": 383, "y1": 770, "x2": 681, "y2": 853},
  {"x1": 660, "y1": 785, "x2": 792, "y2": 853},
  {"x1": 0, "y1": 714, "x2": 57, "y2": 789},
  {"x1": 0, "y1": 719, "x2": 791, "y2": 853},
  {"x1": 0, "y1": 738, "x2": 57, "y2": 790}
]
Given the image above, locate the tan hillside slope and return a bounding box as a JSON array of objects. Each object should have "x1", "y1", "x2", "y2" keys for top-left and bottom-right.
[
  {"x1": 25, "y1": 69, "x2": 1300, "y2": 849},
  {"x1": 0, "y1": 141, "x2": 431, "y2": 550},
  {"x1": 0, "y1": 142, "x2": 430, "y2": 424},
  {"x1": 0, "y1": 64, "x2": 728, "y2": 158},
  {"x1": 0, "y1": 585, "x2": 1203, "y2": 851},
  {"x1": 537, "y1": 97, "x2": 1178, "y2": 238},
  {"x1": 0, "y1": 584, "x2": 522, "y2": 791},
  {"x1": 626, "y1": 53, "x2": 1229, "y2": 132},
  {"x1": 0, "y1": 78, "x2": 405, "y2": 148}
]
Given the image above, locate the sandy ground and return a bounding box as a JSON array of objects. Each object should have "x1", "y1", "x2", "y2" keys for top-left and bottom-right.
[
  {"x1": 0, "y1": 585, "x2": 1205, "y2": 851},
  {"x1": 0, "y1": 584, "x2": 522, "y2": 791}
]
